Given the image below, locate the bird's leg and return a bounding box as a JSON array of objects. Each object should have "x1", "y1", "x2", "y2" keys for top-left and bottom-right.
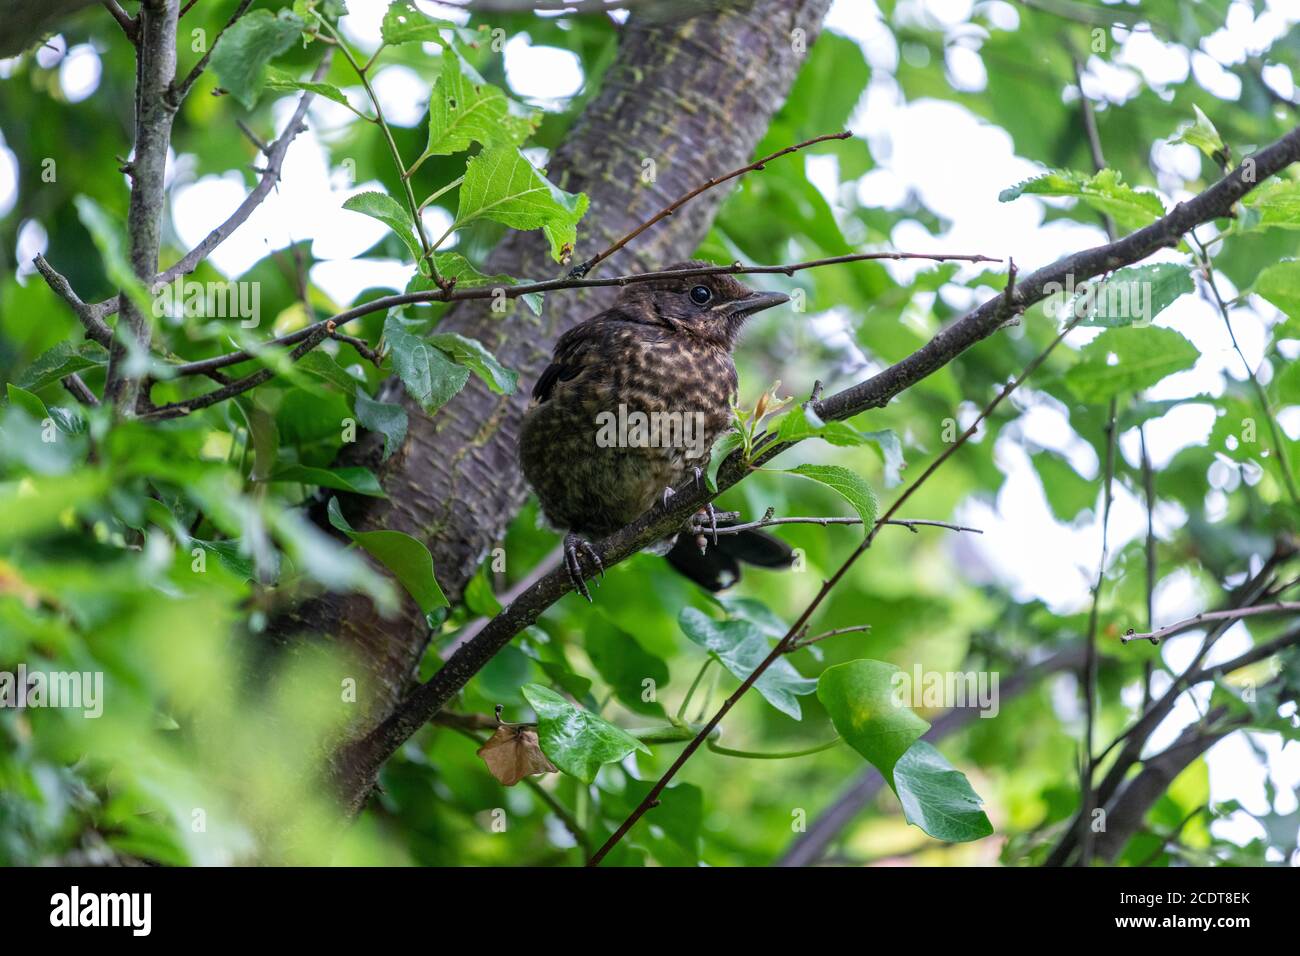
[
  {"x1": 691, "y1": 467, "x2": 718, "y2": 548},
  {"x1": 563, "y1": 532, "x2": 604, "y2": 603}
]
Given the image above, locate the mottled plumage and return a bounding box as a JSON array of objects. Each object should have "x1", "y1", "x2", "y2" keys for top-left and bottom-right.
[{"x1": 519, "y1": 261, "x2": 794, "y2": 598}]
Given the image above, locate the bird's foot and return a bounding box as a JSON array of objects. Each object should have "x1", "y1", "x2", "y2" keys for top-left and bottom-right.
[
  {"x1": 563, "y1": 532, "x2": 605, "y2": 603},
  {"x1": 687, "y1": 502, "x2": 719, "y2": 553}
]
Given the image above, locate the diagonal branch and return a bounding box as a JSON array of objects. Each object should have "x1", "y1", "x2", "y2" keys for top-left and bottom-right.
[
  {"x1": 1122, "y1": 601, "x2": 1300, "y2": 645},
  {"x1": 329, "y1": 120, "x2": 1300, "y2": 817}
]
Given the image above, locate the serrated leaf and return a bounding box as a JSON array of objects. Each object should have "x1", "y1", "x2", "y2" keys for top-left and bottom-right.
[
  {"x1": 678, "y1": 607, "x2": 815, "y2": 719},
  {"x1": 380, "y1": 1, "x2": 453, "y2": 44},
  {"x1": 426, "y1": 331, "x2": 517, "y2": 394},
  {"x1": 209, "y1": 9, "x2": 305, "y2": 110},
  {"x1": 1253, "y1": 259, "x2": 1300, "y2": 320},
  {"x1": 1000, "y1": 167, "x2": 1165, "y2": 233},
  {"x1": 354, "y1": 388, "x2": 408, "y2": 461},
  {"x1": 268, "y1": 464, "x2": 387, "y2": 498},
  {"x1": 781, "y1": 463, "x2": 878, "y2": 535},
  {"x1": 1073, "y1": 263, "x2": 1194, "y2": 328},
  {"x1": 383, "y1": 314, "x2": 471, "y2": 413},
  {"x1": 521, "y1": 683, "x2": 648, "y2": 783},
  {"x1": 420, "y1": 46, "x2": 537, "y2": 159},
  {"x1": 1064, "y1": 326, "x2": 1200, "y2": 403},
  {"x1": 15, "y1": 341, "x2": 108, "y2": 393},
  {"x1": 454, "y1": 146, "x2": 589, "y2": 262},
  {"x1": 327, "y1": 497, "x2": 447, "y2": 614}
]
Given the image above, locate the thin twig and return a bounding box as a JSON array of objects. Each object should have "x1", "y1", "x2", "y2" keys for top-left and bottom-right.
[
  {"x1": 102, "y1": 0, "x2": 138, "y2": 40},
  {"x1": 330, "y1": 330, "x2": 383, "y2": 366},
  {"x1": 786, "y1": 624, "x2": 872, "y2": 653},
  {"x1": 1079, "y1": 396, "x2": 1117, "y2": 867},
  {"x1": 569, "y1": 132, "x2": 852, "y2": 278},
  {"x1": 61, "y1": 374, "x2": 99, "y2": 406},
  {"x1": 32, "y1": 254, "x2": 113, "y2": 346},
  {"x1": 164, "y1": 252, "x2": 1000, "y2": 379},
  {"x1": 1122, "y1": 601, "x2": 1300, "y2": 645},
  {"x1": 137, "y1": 323, "x2": 331, "y2": 422},
  {"x1": 711, "y1": 515, "x2": 983, "y2": 536}
]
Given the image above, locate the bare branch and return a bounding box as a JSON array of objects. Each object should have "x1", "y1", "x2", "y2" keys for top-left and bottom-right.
[
  {"x1": 102, "y1": 0, "x2": 137, "y2": 40},
  {"x1": 709, "y1": 514, "x2": 984, "y2": 536},
  {"x1": 32, "y1": 254, "x2": 113, "y2": 346},
  {"x1": 137, "y1": 323, "x2": 331, "y2": 422},
  {"x1": 569, "y1": 131, "x2": 852, "y2": 278},
  {"x1": 1122, "y1": 602, "x2": 1300, "y2": 645},
  {"x1": 61, "y1": 374, "x2": 99, "y2": 406}
]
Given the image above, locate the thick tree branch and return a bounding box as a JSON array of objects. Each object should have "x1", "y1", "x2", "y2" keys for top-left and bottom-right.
[
  {"x1": 102, "y1": 0, "x2": 179, "y2": 410},
  {"x1": 330, "y1": 120, "x2": 1300, "y2": 817}
]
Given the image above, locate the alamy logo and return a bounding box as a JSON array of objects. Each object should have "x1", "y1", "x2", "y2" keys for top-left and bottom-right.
[
  {"x1": 0, "y1": 665, "x2": 103, "y2": 718},
  {"x1": 151, "y1": 276, "x2": 261, "y2": 328},
  {"x1": 594, "y1": 403, "x2": 708, "y2": 460},
  {"x1": 50, "y1": 886, "x2": 151, "y2": 936},
  {"x1": 890, "y1": 665, "x2": 1000, "y2": 718}
]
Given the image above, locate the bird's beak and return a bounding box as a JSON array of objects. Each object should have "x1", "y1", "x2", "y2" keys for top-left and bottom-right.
[{"x1": 714, "y1": 290, "x2": 790, "y2": 319}]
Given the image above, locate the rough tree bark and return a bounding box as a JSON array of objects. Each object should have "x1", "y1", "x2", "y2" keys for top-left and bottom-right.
[{"x1": 279, "y1": 0, "x2": 834, "y2": 737}]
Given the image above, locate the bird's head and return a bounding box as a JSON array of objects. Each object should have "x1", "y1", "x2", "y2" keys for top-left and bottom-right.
[{"x1": 615, "y1": 260, "x2": 789, "y2": 348}]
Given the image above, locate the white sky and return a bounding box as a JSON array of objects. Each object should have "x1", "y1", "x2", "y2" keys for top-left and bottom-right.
[{"x1": 2, "y1": 0, "x2": 1297, "y2": 857}]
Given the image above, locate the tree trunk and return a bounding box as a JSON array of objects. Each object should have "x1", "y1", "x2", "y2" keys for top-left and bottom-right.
[{"x1": 280, "y1": 0, "x2": 833, "y2": 738}]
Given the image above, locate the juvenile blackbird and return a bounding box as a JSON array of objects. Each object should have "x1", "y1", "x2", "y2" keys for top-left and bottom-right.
[{"x1": 519, "y1": 261, "x2": 796, "y2": 599}]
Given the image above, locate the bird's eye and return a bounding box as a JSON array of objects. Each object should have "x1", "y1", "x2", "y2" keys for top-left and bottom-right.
[{"x1": 689, "y1": 285, "x2": 713, "y2": 305}]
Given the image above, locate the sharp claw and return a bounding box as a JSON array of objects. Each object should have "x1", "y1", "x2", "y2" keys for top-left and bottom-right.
[
  {"x1": 563, "y1": 533, "x2": 598, "y2": 601},
  {"x1": 706, "y1": 501, "x2": 718, "y2": 548},
  {"x1": 661, "y1": 486, "x2": 676, "y2": 510}
]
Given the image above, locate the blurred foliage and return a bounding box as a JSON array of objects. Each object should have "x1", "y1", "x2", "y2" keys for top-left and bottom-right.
[{"x1": 1, "y1": 0, "x2": 1299, "y2": 866}]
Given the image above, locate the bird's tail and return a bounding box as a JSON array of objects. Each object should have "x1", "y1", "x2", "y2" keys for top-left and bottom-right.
[{"x1": 664, "y1": 522, "x2": 795, "y2": 591}]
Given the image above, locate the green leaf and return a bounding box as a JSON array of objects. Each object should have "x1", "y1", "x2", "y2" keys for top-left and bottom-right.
[
  {"x1": 1063, "y1": 326, "x2": 1200, "y2": 403},
  {"x1": 263, "y1": 68, "x2": 353, "y2": 108},
  {"x1": 678, "y1": 608, "x2": 816, "y2": 719},
  {"x1": 1253, "y1": 259, "x2": 1300, "y2": 320},
  {"x1": 1000, "y1": 168, "x2": 1165, "y2": 233},
  {"x1": 1032, "y1": 450, "x2": 1096, "y2": 521},
  {"x1": 7, "y1": 383, "x2": 49, "y2": 421},
  {"x1": 327, "y1": 498, "x2": 448, "y2": 614},
  {"x1": 775, "y1": 402, "x2": 868, "y2": 447},
  {"x1": 521, "y1": 683, "x2": 648, "y2": 784},
  {"x1": 383, "y1": 314, "x2": 471, "y2": 413},
  {"x1": 781, "y1": 463, "x2": 878, "y2": 535},
  {"x1": 454, "y1": 146, "x2": 589, "y2": 262},
  {"x1": 353, "y1": 388, "x2": 408, "y2": 461},
  {"x1": 1239, "y1": 179, "x2": 1300, "y2": 232},
  {"x1": 1073, "y1": 263, "x2": 1194, "y2": 328},
  {"x1": 892, "y1": 741, "x2": 994, "y2": 843},
  {"x1": 342, "y1": 192, "x2": 423, "y2": 265},
  {"x1": 705, "y1": 429, "x2": 742, "y2": 492},
  {"x1": 421, "y1": 46, "x2": 537, "y2": 159},
  {"x1": 409, "y1": 257, "x2": 544, "y2": 316},
  {"x1": 16, "y1": 341, "x2": 108, "y2": 392},
  {"x1": 426, "y1": 332, "x2": 517, "y2": 394},
  {"x1": 380, "y1": 1, "x2": 453, "y2": 44},
  {"x1": 586, "y1": 617, "x2": 670, "y2": 718},
  {"x1": 817, "y1": 660, "x2": 930, "y2": 779},
  {"x1": 209, "y1": 9, "x2": 305, "y2": 110},
  {"x1": 1170, "y1": 105, "x2": 1227, "y2": 164},
  {"x1": 295, "y1": 350, "x2": 362, "y2": 392},
  {"x1": 268, "y1": 464, "x2": 387, "y2": 498}
]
